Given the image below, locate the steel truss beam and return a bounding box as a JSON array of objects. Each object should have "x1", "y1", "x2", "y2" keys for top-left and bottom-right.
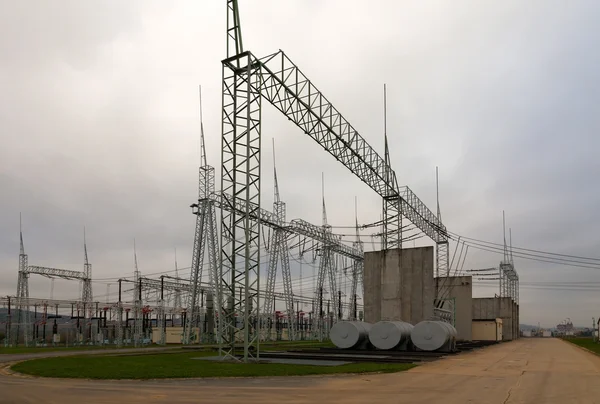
[
  {"x1": 26, "y1": 266, "x2": 86, "y2": 280},
  {"x1": 210, "y1": 192, "x2": 362, "y2": 261},
  {"x1": 247, "y1": 50, "x2": 447, "y2": 247}
]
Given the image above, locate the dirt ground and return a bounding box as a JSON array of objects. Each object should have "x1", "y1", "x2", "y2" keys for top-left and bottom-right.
[{"x1": 2, "y1": 338, "x2": 599, "y2": 404}]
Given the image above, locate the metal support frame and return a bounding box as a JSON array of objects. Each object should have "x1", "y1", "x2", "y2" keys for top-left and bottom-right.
[
  {"x1": 186, "y1": 163, "x2": 219, "y2": 344},
  {"x1": 132, "y1": 246, "x2": 143, "y2": 347},
  {"x1": 220, "y1": 48, "x2": 262, "y2": 361},
  {"x1": 15, "y1": 224, "x2": 94, "y2": 347},
  {"x1": 262, "y1": 145, "x2": 296, "y2": 341},
  {"x1": 217, "y1": 0, "x2": 448, "y2": 359},
  {"x1": 82, "y1": 230, "x2": 93, "y2": 319}
]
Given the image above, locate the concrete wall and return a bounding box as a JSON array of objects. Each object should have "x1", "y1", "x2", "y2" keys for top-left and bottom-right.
[
  {"x1": 472, "y1": 297, "x2": 517, "y2": 341},
  {"x1": 436, "y1": 276, "x2": 472, "y2": 341},
  {"x1": 364, "y1": 246, "x2": 434, "y2": 325}
]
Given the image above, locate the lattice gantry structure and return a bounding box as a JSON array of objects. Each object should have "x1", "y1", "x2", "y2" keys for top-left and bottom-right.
[
  {"x1": 350, "y1": 200, "x2": 364, "y2": 321},
  {"x1": 218, "y1": 0, "x2": 447, "y2": 361},
  {"x1": 262, "y1": 141, "x2": 296, "y2": 342},
  {"x1": 132, "y1": 242, "x2": 143, "y2": 347},
  {"x1": 82, "y1": 229, "x2": 93, "y2": 319},
  {"x1": 15, "y1": 222, "x2": 93, "y2": 347},
  {"x1": 312, "y1": 178, "x2": 339, "y2": 341},
  {"x1": 186, "y1": 86, "x2": 220, "y2": 345}
]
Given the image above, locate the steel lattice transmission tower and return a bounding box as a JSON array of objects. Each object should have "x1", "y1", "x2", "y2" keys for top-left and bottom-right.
[
  {"x1": 219, "y1": 0, "x2": 262, "y2": 361},
  {"x1": 15, "y1": 215, "x2": 31, "y2": 346},
  {"x1": 173, "y1": 252, "x2": 183, "y2": 316},
  {"x1": 132, "y1": 241, "x2": 143, "y2": 347},
  {"x1": 82, "y1": 228, "x2": 93, "y2": 319},
  {"x1": 313, "y1": 176, "x2": 338, "y2": 341},
  {"x1": 217, "y1": 0, "x2": 448, "y2": 360},
  {"x1": 350, "y1": 198, "x2": 364, "y2": 321},
  {"x1": 382, "y1": 84, "x2": 402, "y2": 250},
  {"x1": 435, "y1": 167, "x2": 450, "y2": 281},
  {"x1": 262, "y1": 141, "x2": 296, "y2": 342},
  {"x1": 185, "y1": 86, "x2": 220, "y2": 345}
]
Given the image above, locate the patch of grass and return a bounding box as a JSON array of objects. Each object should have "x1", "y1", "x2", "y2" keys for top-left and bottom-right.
[
  {"x1": 11, "y1": 351, "x2": 415, "y2": 379},
  {"x1": 564, "y1": 337, "x2": 600, "y2": 354},
  {"x1": 0, "y1": 344, "x2": 164, "y2": 355}
]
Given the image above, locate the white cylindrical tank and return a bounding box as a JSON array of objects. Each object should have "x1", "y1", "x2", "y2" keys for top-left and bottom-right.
[
  {"x1": 330, "y1": 321, "x2": 371, "y2": 349},
  {"x1": 368, "y1": 321, "x2": 414, "y2": 350},
  {"x1": 411, "y1": 321, "x2": 457, "y2": 352}
]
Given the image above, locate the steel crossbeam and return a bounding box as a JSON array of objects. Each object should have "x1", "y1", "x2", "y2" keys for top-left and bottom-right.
[{"x1": 27, "y1": 266, "x2": 86, "y2": 280}]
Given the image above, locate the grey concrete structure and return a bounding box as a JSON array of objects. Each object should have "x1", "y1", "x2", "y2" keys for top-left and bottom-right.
[
  {"x1": 436, "y1": 276, "x2": 473, "y2": 341},
  {"x1": 364, "y1": 246, "x2": 434, "y2": 325},
  {"x1": 472, "y1": 297, "x2": 518, "y2": 341}
]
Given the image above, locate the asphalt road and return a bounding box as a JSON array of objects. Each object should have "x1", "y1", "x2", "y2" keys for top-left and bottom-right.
[{"x1": 1, "y1": 338, "x2": 599, "y2": 404}]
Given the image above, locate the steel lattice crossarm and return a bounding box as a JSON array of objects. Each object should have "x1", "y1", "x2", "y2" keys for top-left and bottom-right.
[
  {"x1": 245, "y1": 50, "x2": 399, "y2": 198},
  {"x1": 139, "y1": 277, "x2": 209, "y2": 294},
  {"x1": 0, "y1": 296, "x2": 94, "y2": 306},
  {"x1": 398, "y1": 186, "x2": 448, "y2": 243},
  {"x1": 27, "y1": 266, "x2": 87, "y2": 280},
  {"x1": 208, "y1": 192, "x2": 363, "y2": 260},
  {"x1": 207, "y1": 192, "x2": 279, "y2": 228},
  {"x1": 224, "y1": 49, "x2": 448, "y2": 244},
  {"x1": 286, "y1": 219, "x2": 362, "y2": 261}
]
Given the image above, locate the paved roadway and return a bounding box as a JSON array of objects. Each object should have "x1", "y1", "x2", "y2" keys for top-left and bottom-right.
[{"x1": 1, "y1": 338, "x2": 599, "y2": 404}]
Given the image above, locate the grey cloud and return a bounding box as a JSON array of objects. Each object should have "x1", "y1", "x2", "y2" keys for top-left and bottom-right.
[{"x1": 1, "y1": 0, "x2": 599, "y2": 328}]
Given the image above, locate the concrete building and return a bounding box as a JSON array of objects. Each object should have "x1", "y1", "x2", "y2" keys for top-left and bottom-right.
[
  {"x1": 472, "y1": 297, "x2": 518, "y2": 341},
  {"x1": 364, "y1": 246, "x2": 434, "y2": 325},
  {"x1": 472, "y1": 318, "x2": 503, "y2": 341},
  {"x1": 436, "y1": 276, "x2": 473, "y2": 341}
]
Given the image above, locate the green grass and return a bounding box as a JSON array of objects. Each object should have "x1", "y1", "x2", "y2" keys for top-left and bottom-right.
[
  {"x1": 0, "y1": 345, "x2": 163, "y2": 355},
  {"x1": 564, "y1": 337, "x2": 600, "y2": 354},
  {"x1": 11, "y1": 351, "x2": 415, "y2": 379},
  {"x1": 0, "y1": 340, "x2": 333, "y2": 355}
]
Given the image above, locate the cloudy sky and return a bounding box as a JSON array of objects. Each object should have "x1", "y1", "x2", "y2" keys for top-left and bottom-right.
[{"x1": 1, "y1": 0, "x2": 599, "y2": 327}]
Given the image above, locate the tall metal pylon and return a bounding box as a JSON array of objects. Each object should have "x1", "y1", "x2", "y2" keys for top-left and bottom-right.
[
  {"x1": 116, "y1": 278, "x2": 124, "y2": 347},
  {"x1": 435, "y1": 167, "x2": 450, "y2": 280},
  {"x1": 173, "y1": 249, "x2": 182, "y2": 322},
  {"x1": 82, "y1": 227, "x2": 93, "y2": 320},
  {"x1": 15, "y1": 214, "x2": 31, "y2": 346},
  {"x1": 132, "y1": 240, "x2": 143, "y2": 347},
  {"x1": 186, "y1": 85, "x2": 219, "y2": 345},
  {"x1": 382, "y1": 84, "x2": 402, "y2": 250},
  {"x1": 350, "y1": 198, "x2": 364, "y2": 321},
  {"x1": 262, "y1": 140, "x2": 296, "y2": 341},
  {"x1": 313, "y1": 174, "x2": 338, "y2": 341},
  {"x1": 157, "y1": 275, "x2": 166, "y2": 345},
  {"x1": 218, "y1": 0, "x2": 448, "y2": 358},
  {"x1": 220, "y1": 0, "x2": 261, "y2": 361}
]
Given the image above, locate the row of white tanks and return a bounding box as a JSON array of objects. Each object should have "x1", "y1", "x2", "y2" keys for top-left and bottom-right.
[{"x1": 330, "y1": 320, "x2": 457, "y2": 352}]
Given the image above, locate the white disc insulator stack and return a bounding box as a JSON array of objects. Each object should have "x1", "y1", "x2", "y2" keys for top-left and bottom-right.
[
  {"x1": 330, "y1": 321, "x2": 371, "y2": 349},
  {"x1": 411, "y1": 321, "x2": 457, "y2": 351},
  {"x1": 369, "y1": 321, "x2": 414, "y2": 350}
]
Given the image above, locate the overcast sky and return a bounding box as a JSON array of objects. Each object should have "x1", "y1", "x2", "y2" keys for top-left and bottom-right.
[{"x1": 1, "y1": 1, "x2": 599, "y2": 328}]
